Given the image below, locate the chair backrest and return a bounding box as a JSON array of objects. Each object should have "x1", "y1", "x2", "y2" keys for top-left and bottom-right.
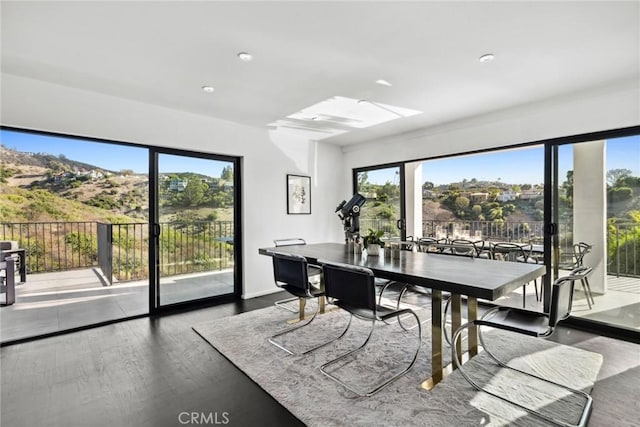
[
  {"x1": 274, "y1": 238, "x2": 306, "y2": 247},
  {"x1": 321, "y1": 262, "x2": 376, "y2": 312},
  {"x1": 573, "y1": 242, "x2": 591, "y2": 266},
  {"x1": 491, "y1": 242, "x2": 525, "y2": 262},
  {"x1": 548, "y1": 266, "x2": 592, "y2": 327},
  {"x1": 449, "y1": 239, "x2": 478, "y2": 256},
  {"x1": 418, "y1": 237, "x2": 447, "y2": 252},
  {"x1": 271, "y1": 252, "x2": 309, "y2": 292}
]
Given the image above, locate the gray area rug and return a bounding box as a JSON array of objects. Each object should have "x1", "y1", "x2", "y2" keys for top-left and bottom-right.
[{"x1": 193, "y1": 302, "x2": 603, "y2": 426}]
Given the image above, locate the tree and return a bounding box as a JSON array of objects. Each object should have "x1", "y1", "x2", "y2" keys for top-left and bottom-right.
[
  {"x1": 563, "y1": 170, "x2": 574, "y2": 200},
  {"x1": 454, "y1": 196, "x2": 470, "y2": 210},
  {"x1": 221, "y1": 166, "x2": 233, "y2": 181},
  {"x1": 357, "y1": 171, "x2": 369, "y2": 191},
  {"x1": 180, "y1": 178, "x2": 207, "y2": 207},
  {"x1": 607, "y1": 168, "x2": 632, "y2": 187},
  {"x1": 471, "y1": 205, "x2": 483, "y2": 218},
  {"x1": 423, "y1": 181, "x2": 435, "y2": 190}
]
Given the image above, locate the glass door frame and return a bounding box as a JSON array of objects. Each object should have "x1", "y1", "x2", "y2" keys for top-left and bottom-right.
[
  {"x1": 352, "y1": 162, "x2": 407, "y2": 241},
  {"x1": 149, "y1": 147, "x2": 242, "y2": 314}
]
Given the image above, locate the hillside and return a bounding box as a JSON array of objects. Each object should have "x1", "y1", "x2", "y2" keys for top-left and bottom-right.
[{"x1": 0, "y1": 145, "x2": 235, "y2": 224}]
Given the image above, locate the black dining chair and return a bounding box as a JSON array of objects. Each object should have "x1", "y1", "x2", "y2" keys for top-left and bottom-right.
[
  {"x1": 272, "y1": 238, "x2": 323, "y2": 314},
  {"x1": 491, "y1": 242, "x2": 540, "y2": 308},
  {"x1": 267, "y1": 252, "x2": 326, "y2": 355},
  {"x1": 318, "y1": 261, "x2": 422, "y2": 397},
  {"x1": 451, "y1": 266, "x2": 594, "y2": 427}
]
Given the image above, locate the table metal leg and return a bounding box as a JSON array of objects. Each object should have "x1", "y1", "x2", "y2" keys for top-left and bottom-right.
[
  {"x1": 450, "y1": 294, "x2": 462, "y2": 369},
  {"x1": 467, "y1": 296, "x2": 478, "y2": 357},
  {"x1": 298, "y1": 298, "x2": 306, "y2": 322},
  {"x1": 422, "y1": 289, "x2": 443, "y2": 390}
]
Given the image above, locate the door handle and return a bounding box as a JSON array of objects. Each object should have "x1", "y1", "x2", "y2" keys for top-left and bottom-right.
[
  {"x1": 396, "y1": 219, "x2": 406, "y2": 230},
  {"x1": 544, "y1": 223, "x2": 557, "y2": 236},
  {"x1": 153, "y1": 223, "x2": 161, "y2": 238}
]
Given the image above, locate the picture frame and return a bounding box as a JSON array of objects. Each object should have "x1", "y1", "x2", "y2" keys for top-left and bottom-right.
[{"x1": 287, "y1": 174, "x2": 311, "y2": 214}]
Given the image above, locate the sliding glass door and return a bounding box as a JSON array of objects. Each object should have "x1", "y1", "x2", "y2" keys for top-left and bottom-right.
[
  {"x1": 153, "y1": 151, "x2": 240, "y2": 307},
  {"x1": 551, "y1": 135, "x2": 640, "y2": 331},
  {"x1": 353, "y1": 164, "x2": 406, "y2": 240}
]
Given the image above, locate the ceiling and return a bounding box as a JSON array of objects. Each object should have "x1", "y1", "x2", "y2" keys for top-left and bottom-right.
[{"x1": 2, "y1": 1, "x2": 638, "y2": 146}]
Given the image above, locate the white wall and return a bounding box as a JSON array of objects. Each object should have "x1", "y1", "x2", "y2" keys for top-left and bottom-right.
[
  {"x1": 342, "y1": 77, "x2": 639, "y2": 180},
  {"x1": 1, "y1": 73, "x2": 344, "y2": 299}
]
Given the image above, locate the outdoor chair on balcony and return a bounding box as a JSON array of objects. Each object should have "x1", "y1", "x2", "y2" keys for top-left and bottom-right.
[
  {"x1": 451, "y1": 266, "x2": 594, "y2": 427},
  {"x1": 272, "y1": 238, "x2": 323, "y2": 315},
  {"x1": 491, "y1": 242, "x2": 540, "y2": 308},
  {"x1": 0, "y1": 257, "x2": 16, "y2": 306},
  {"x1": 417, "y1": 237, "x2": 448, "y2": 253},
  {"x1": 318, "y1": 261, "x2": 422, "y2": 397},
  {"x1": 0, "y1": 241, "x2": 23, "y2": 284},
  {"x1": 559, "y1": 242, "x2": 595, "y2": 309}
]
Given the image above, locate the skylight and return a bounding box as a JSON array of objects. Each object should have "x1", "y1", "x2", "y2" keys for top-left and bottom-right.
[{"x1": 268, "y1": 96, "x2": 422, "y2": 140}]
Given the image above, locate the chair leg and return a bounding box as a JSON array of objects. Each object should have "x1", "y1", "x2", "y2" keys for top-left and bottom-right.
[
  {"x1": 274, "y1": 296, "x2": 300, "y2": 313},
  {"x1": 583, "y1": 277, "x2": 595, "y2": 305},
  {"x1": 320, "y1": 310, "x2": 422, "y2": 397},
  {"x1": 580, "y1": 278, "x2": 593, "y2": 309},
  {"x1": 452, "y1": 323, "x2": 594, "y2": 427},
  {"x1": 268, "y1": 299, "x2": 324, "y2": 355},
  {"x1": 300, "y1": 313, "x2": 353, "y2": 355},
  {"x1": 394, "y1": 285, "x2": 430, "y2": 331},
  {"x1": 377, "y1": 280, "x2": 397, "y2": 306}
]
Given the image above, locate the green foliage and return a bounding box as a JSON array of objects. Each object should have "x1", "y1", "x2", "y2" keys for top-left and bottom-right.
[
  {"x1": 0, "y1": 164, "x2": 15, "y2": 183},
  {"x1": 86, "y1": 194, "x2": 120, "y2": 210},
  {"x1": 65, "y1": 232, "x2": 97, "y2": 260},
  {"x1": 455, "y1": 196, "x2": 470, "y2": 209},
  {"x1": 363, "y1": 228, "x2": 385, "y2": 247},
  {"x1": 221, "y1": 166, "x2": 233, "y2": 181},
  {"x1": 378, "y1": 205, "x2": 395, "y2": 219},
  {"x1": 607, "y1": 168, "x2": 632, "y2": 187},
  {"x1": 180, "y1": 178, "x2": 207, "y2": 207},
  {"x1": 608, "y1": 187, "x2": 633, "y2": 202}
]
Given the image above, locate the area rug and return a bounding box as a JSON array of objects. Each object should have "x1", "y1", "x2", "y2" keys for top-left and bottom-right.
[{"x1": 192, "y1": 302, "x2": 603, "y2": 427}]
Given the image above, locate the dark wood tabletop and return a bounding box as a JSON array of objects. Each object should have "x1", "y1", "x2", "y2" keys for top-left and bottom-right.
[{"x1": 259, "y1": 243, "x2": 545, "y2": 301}]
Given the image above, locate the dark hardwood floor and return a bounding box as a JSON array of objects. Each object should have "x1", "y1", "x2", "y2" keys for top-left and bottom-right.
[{"x1": 1, "y1": 290, "x2": 638, "y2": 427}]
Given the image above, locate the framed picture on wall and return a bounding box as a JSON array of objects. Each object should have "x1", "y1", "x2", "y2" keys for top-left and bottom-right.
[{"x1": 287, "y1": 174, "x2": 311, "y2": 214}]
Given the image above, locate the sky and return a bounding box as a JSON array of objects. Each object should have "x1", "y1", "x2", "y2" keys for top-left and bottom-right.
[
  {"x1": 2, "y1": 129, "x2": 638, "y2": 184},
  {"x1": 0, "y1": 129, "x2": 230, "y2": 177},
  {"x1": 361, "y1": 135, "x2": 639, "y2": 186}
]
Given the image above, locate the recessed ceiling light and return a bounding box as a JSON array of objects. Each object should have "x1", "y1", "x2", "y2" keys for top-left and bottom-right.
[
  {"x1": 479, "y1": 53, "x2": 495, "y2": 63},
  {"x1": 376, "y1": 79, "x2": 392, "y2": 87},
  {"x1": 237, "y1": 52, "x2": 253, "y2": 62},
  {"x1": 201, "y1": 86, "x2": 215, "y2": 93}
]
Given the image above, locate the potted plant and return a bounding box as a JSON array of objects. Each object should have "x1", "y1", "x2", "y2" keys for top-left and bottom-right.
[{"x1": 363, "y1": 228, "x2": 385, "y2": 256}]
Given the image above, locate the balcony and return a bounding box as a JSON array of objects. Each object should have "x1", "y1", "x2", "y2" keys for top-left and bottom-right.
[{"x1": 1, "y1": 221, "x2": 235, "y2": 342}]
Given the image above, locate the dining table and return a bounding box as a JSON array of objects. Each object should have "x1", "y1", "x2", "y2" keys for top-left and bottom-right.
[{"x1": 258, "y1": 242, "x2": 546, "y2": 389}]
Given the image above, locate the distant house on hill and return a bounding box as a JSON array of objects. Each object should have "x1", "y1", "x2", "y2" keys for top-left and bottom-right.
[
  {"x1": 496, "y1": 189, "x2": 519, "y2": 202},
  {"x1": 519, "y1": 189, "x2": 542, "y2": 200},
  {"x1": 469, "y1": 192, "x2": 489, "y2": 203},
  {"x1": 169, "y1": 179, "x2": 188, "y2": 191}
]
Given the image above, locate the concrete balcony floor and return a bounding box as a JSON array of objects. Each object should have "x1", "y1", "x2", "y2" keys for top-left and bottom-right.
[{"x1": 1, "y1": 268, "x2": 233, "y2": 343}]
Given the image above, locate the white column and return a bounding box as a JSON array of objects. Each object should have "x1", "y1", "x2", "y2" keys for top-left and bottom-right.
[
  {"x1": 404, "y1": 161, "x2": 423, "y2": 238},
  {"x1": 573, "y1": 140, "x2": 607, "y2": 294}
]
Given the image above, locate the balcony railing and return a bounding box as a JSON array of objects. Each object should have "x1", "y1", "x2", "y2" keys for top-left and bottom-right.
[
  {"x1": 1, "y1": 219, "x2": 637, "y2": 280},
  {"x1": 360, "y1": 218, "x2": 639, "y2": 278},
  {"x1": 1, "y1": 221, "x2": 235, "y2": 282}
]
